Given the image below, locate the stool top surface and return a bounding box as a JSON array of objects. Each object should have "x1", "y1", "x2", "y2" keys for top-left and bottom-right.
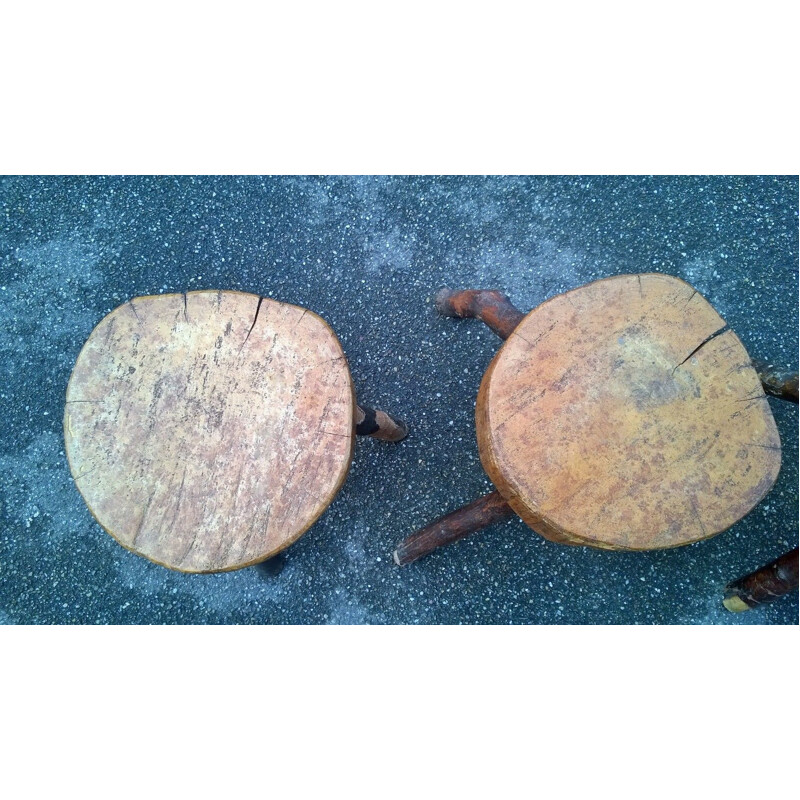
[
  {"x1": 476, "y1": 273, "x2": 781, "y2": 550},
  {"x1": 65, "y1": 290, "x2": 354, "y2": 572}
]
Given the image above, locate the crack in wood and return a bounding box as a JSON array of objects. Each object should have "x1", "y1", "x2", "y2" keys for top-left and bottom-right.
[
  {"x1": 167, "y1": 465, "x2": 188, "y2": 536},
  {"x1": 238, "y1": 296, "x2": 265, "y2": 354},
  {"x1": 239, "y1": 503, "x2": 271, "y2": 563},
  {"x1": 284, "y1": 459, "x2": 324, "y2": 523},
  {"x1": 179, "y1": 489, "x2": 212, "y2": 567},
  {"x1": 230, "y1": 463, "x2": 246, "y2": 518},
  {"x1": 511, "y1": 320, "x2": 557, "y2": 350},
  {"x1": 734, "y1": 394, "x2": 769, "y2": 412},
  {"x1": 510, "y1": 330, "x2": 533, "y2": 346},
  {"x1": 672, "y1": 324, "x2": 730, "y2": 374},
  {"x1": 216, "y1": 463, "x2": 247, "y2": 565},
  {"x1": 178, "y1": 530, "x2": 200, "y2": 567},
  {"x1": 724, "y1": 362, "x2": 752, "y2": 377},
  {"x1": 104, "y1": 317, "x2": 116, "y2": 345},
  {"x1": 495, "y1": 388, "x2": 547, "y2": 430},
  {"x1": 294, "y1": 308, "x2": 308, "y2": 331},
  {"x1": 279, "y1": 451, "x2": 303, "y2": 497},
  {"x1": 689, "y1": 497, "x2": 707, "y2": 538},
  {"x1": 132, "y1": 486, "x2": 157, "y2": 547}
]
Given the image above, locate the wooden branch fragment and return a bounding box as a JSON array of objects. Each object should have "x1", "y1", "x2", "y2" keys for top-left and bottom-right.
[
  {"x1": 723, "y1": 547, "x2": 799, "y2": 612},
  {"x1": 393, "y1": 490, "x2": 515, "y2": 565},
  {"x1": 751, "y1": 359, "x2": 799, "y2": 403},
  {"x1": 435, "y1": 288, "x2": 525, "y2": 340},
  {"x1": 355, "y1": 404, "x2": 408, "y2": 442}
]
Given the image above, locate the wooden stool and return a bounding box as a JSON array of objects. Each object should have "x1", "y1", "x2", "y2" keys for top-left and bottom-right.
[
  {"x1": 394, "y1": 273, "x2": 790, "y2": 564},
  {"x1": 65, "y1": 290, "x2": 408, "y2": 573}
]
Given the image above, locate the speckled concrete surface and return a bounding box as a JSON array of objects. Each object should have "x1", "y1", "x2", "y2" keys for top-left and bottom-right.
[{"x1": 0, "y1": 175, "x2": 797, "y2": 624}]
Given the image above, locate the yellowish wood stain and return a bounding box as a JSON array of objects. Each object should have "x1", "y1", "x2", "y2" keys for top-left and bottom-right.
[{"x1": 477, "y1": 274, "x2": 781, "y2": 550}]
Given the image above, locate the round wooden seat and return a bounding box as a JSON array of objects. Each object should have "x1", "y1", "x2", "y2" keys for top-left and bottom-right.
[
  {"x1": 64, "y1": 290, "x2": 354, "y2": 572},
  {"x1": 476, "y1": 273, "x2": 781, "y2": 550}
]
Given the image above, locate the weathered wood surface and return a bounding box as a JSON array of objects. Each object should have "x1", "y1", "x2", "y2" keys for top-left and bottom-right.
[
  {"x1": 722, "y1": 547, "x2": 799, "y2": 611},
  {"x1": 476, "y1": 273, "x2": 782, "y2": 550},
  {"x1": 393, "y1": 490, "x2": 515, "y2": 565},
  {"x1": 64, "y1": 290, "x2": 354, "y2": 573}
]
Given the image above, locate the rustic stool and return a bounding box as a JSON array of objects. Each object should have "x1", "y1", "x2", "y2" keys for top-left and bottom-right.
[
  {"x1": 394, "y1": 273, "x2": 792, "y2": 564},
  {"x1": 65, "y1": 290, "x2": 408, "y2": 573}
]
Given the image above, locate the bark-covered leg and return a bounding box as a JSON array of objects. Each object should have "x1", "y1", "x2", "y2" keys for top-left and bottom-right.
[
  {"x1": 435, "y1": 288, "x2": 526, "y2": 341},
  {"x1": 355, "y1": 404, "x2": 408, "y2": 442},
  {"x1": 723, "y1": 547, "x2": 799, "y2": 612},
  {"x1": 751, "y1": 359, "x2": 799, "y2": 403},
  {"x1": 393, "y1": 490, "x2": 515, "y2": 565}
]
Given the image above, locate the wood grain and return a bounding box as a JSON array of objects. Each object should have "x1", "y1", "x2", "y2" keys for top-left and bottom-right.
[
  {"x1": 476, "y1": 273, "x2": 781, "y2": 550},
  {"x1": 64, "y1": 290, "x2": 354, "y2": 572}
]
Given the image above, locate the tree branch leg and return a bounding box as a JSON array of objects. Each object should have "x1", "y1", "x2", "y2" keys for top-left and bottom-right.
[
  {"x1": 355, "y1": 404, "x2": 408, "y2": 442},
  {"x1": 435, "y1": 288, "x2": 526, "y2": 341},
  {"x1": 393, "y1": 490, "x2": 516, "y2": 565},
  {"x1": 751, "y1": 359, "x2": 798, "y2": 403},
  {"x1": 723, "y1": 547, "x2": 799, "y2": 611}
]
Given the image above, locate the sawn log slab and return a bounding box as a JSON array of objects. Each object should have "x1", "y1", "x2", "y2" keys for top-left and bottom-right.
[
  {"x1": 64, "y1": 290, "x2": 354, "y2": 572},
  {"x1": 476, "y1": 273, "x2": 781, "y2": 550}
]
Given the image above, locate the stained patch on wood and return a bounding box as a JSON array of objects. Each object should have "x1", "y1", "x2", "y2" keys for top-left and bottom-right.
[
  {"x1": 64, "y1": 290, "x2": 354, "y2": 572},
  {"x1": 476, "y1": 273, "x2": 781, "y2": 550}
]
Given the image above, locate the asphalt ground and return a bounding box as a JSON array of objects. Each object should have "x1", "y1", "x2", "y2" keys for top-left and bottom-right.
[{"x1": 1, "y1": 174, "x2": 797, "y2": 624}]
